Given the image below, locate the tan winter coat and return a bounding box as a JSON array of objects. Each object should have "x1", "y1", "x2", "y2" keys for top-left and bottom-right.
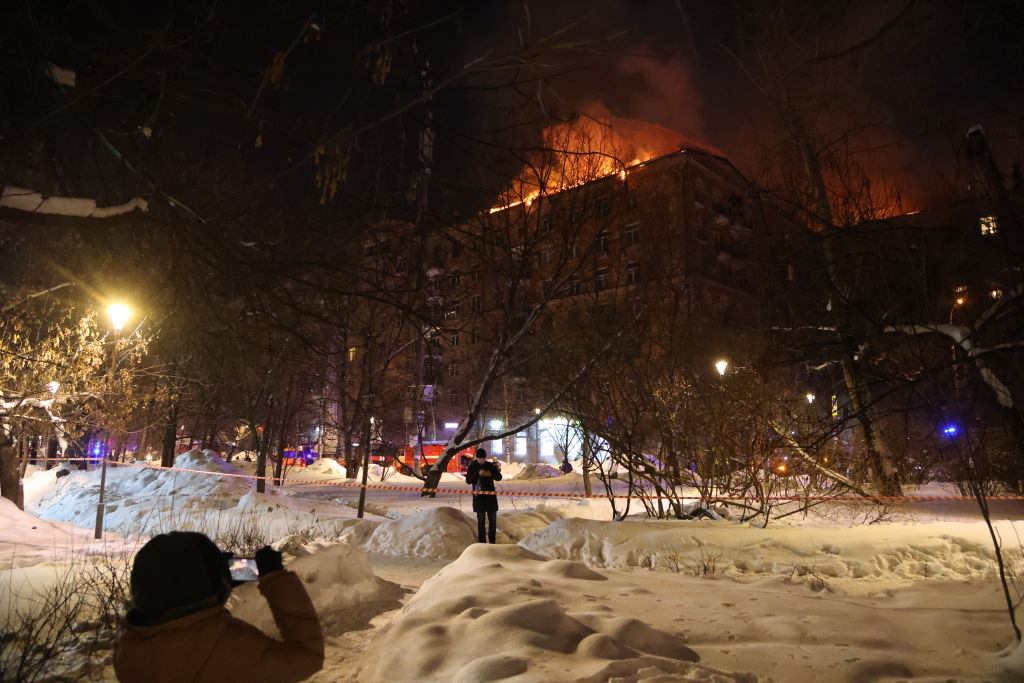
[{"x1": 114, "y1": 570, "x2": 324, "y2": 683}]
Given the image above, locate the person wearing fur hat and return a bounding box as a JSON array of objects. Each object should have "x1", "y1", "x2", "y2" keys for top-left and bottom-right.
[
  {"x1": 114, "y1": 532, "x2": 323, "y2": 682},
  {"x1": 465, "y1": 447, "x2": 502, "y2": 543}
]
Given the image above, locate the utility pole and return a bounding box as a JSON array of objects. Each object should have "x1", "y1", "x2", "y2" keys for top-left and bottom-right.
[{"x1": 95, "y1": 303, "x2": 130, "y2": 539}]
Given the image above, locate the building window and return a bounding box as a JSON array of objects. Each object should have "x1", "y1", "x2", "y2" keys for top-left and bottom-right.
[
  {"x1": 595, "y1": 196, "x2": 609, "y2": 217},
  {"x1": 568, "y1": 277, "x2": 581, "y2": 296},
  {"x1": 451, "y1": 333, "x2": 459, "y2": 347},
  {"x1": 980, "y1": 215, "x2": 998, "y2": 236},
  {"x1": 626, "y1": 262, "x2": 639, "y2": 285},
  {"x1": 571, "y1": 243, "x2": 580, "y2": 260},
  {"x1": 540, "y1": 245, "x2": 553, "y2": 265},
  {"x1": 628, "y1": 190, "x2": 640, "y2": 209},
  {"x1": 542, "y1": 215, "x2": 553, "y2": 231},
  {"x1": 596, "y1": 269, "x2": 609, "y2": 290},
  {"x1": 348, "y1": 347, "x2": 357, "y2": 362},
  {"x1": 786, "y1": 264, "x2": 795, "y2": 282},
  {"x1": 596, "y1": 232, "x2": 609, "y2": 254},
  {"x1": 451, "y1": 272, "x2": 461, "y2": 288},
  {"x1": 623, "y1": 225, "x2": 640, "y2": 247},
  {"x1": 471, "y1": 295, "x2": 481, "y2": 312},
  {"x1": 447, "y1": 361, "x2": 459, "y2": 377},
  {"x1": 471, "y1": 329, "x2": 480, "y2": 344}
]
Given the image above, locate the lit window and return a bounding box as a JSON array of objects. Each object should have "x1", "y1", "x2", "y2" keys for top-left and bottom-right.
[
  {"x1": 980, "y1": 216, "x2": 998, "y2": 236},
  {"x1": 348, "y1": 347, "x2": 357, "y2": 362},
  {"x1": 990, "y1": 289, "x2": 1003, "y2": 300}
]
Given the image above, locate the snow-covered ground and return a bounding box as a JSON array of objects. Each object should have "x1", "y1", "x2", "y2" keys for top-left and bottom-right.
[{"x1": 3, "y1": 453, "x2": 1023, "y2": 681}]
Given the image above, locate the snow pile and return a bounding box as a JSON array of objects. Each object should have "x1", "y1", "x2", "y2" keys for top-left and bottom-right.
[
  {"x1": 229, "y1": 540, "x2": 403, "y2": 636},
  {"x1": 24, "y1": 452, "x2": 363, "y2": 541},
  {"x1": 494, "y1": 507, "x2": 567, "y2": 542},
  {"x1": 519, "y1": 517, "x2": 1020, "y2": 584},
  {"x1": 307, "y1": 457, "x2": 346, "y2": 476},
  {"x1": 367, "y1": 543, "x2": 761, "y2": 682},
  {"x1": 512, "y1": 463, "x2": 565, "y2": 480},
  {"x1": 363, "y1": 507, "x2": 480, "y2": 560},
  {"x1": 0, "y1": 497, "x2": 135, "y2": 570}
]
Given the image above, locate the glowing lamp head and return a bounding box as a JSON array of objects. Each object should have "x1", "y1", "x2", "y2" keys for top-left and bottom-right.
[
  {"x1": 715, "y1": 360, "x2": 729, "y2": 376},
  {"x1": 806, "y1": 393, "x2": 816, "y2": 404},
  {"x1": 488, "y1": 418, "x2": 504, "y2": 430},
  {"x1": 775, "y1": 463, "x2": 787, "y2": 473},
  {"x1": 942, "y1": 424, "x2": 958, "y2": 436},
  {"x1": 955, "y1": 297, "x2": 966, "y2": 306},
  {"x1": 108, "y1": 303, "x2": 131, "y2": 331}
]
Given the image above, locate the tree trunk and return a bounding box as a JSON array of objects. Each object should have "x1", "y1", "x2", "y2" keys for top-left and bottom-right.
[
  {"x1": 0, "y1": 440, "x2": 24, "y2": 510},
  {"x1": 256, "y1": 431, "x2": 269, "y2": 494},
  {"x1": 161, "y1": 399, "x2": 179, "y2": 467}
]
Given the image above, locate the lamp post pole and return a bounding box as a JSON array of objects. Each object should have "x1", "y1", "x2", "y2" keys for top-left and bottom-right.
[{"x1": 95, "y1": 304, "x2": 129, "y2": 540}]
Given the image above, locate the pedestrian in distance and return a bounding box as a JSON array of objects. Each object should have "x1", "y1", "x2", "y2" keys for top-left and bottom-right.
[
  {"x1": 115, "y1": 532, "x2": 324, "y2": 683},
  {"x1": 466, "y1": 447, "x2": 502, "y2": 543}
]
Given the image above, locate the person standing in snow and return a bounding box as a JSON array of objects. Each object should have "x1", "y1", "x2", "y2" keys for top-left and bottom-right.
[
  {"x1": 115, "y1": 532, "x2": 324, "y2": 683},
  {"x1": 465, "y1": 447, "x2": 502, "y2": 543}
]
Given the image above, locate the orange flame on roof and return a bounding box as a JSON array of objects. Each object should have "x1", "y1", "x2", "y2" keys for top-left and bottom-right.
[{"x1": 490, "y1": 102, "x2": 721, "y2": 213}]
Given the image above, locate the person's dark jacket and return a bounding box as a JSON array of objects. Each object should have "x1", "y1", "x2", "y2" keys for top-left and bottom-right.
[
  {"x1": 115, "y1": 570, "x2": 323, "y2": 683},
  {"x1": 465, "y1": 459, "x2": 503, "y2": 512},
  {"x1": 114, "y1": 533, "x2": 323, "y2": 683}
]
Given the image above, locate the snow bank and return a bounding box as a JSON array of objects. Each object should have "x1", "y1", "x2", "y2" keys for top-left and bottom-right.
[
  {"x1": 0, "y1": 497, "x2": 134, "y2": 570},
  {"x1": 519, "y1": 517, "x2": 1019, "y2": 584},
  {"x1": 307, "y1": 457, "x2": 346, "y2": 476},
  {"x1": 363, "y1": 507, "x2": 479, "y2": 560},
  {"x1": 367, "y1": 543, "x2": 760, "y2": 682},
  {"x1": 512, "y1": 463, "x2": 564, "y2": 479},
  {"x1": 24, "y1": 452, "x2": 362, "y2": 541},
  {"x1": 228, "y1": 540, "x2": 403, "y2": 636}
]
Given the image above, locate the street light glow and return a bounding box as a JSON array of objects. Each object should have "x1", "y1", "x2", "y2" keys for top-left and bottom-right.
[
  {"x1": 47, "y1": 381, "x2": 60, "y2": 394},
  {"x1": 108, "y1": 303, "x2": 131, "y2": 331},
  {"x1": 715, "y1": 359, "x2": 729, "y2": 376},
  {"x1": 489, "y1": 418, "x2": 504, "y2": 430},
  {"x1": 806, "y1": 393, "x2": 816, "y2": 404}
]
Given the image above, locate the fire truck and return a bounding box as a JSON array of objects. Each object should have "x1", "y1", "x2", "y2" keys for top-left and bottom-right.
[{"x1": 373, "y1": 442, "x2": 476, "y2": 475}]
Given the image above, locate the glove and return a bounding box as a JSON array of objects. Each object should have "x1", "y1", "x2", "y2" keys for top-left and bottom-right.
[{"x1": 255, "y1": 545, "x2": 284, "y2": 577}]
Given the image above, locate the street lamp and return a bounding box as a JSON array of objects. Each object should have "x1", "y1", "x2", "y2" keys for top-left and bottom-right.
[
  {"x1": 95, "y1": 302, "x2": 131, "y2": 539},
  {"x1": 714, "y1": 359, "x2": 729, "y2": 376},
  {"x1": 806, "y1": 393, "x2": 816, "y2": 404}
]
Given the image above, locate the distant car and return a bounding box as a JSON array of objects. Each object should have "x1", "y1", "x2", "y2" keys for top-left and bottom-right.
[{"x1": 281, "y1": 449, "x2": 318, "y2": 467}]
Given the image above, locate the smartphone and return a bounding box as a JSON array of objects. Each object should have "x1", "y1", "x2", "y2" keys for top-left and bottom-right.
[{"x1": 229, "y1": 558, "x2": 259, "y2": 582}]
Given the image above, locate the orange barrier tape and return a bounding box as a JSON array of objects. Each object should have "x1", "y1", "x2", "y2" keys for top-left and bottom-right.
[{"x1": 21, "y1": 458, "x2": 1024, "y2": 502}]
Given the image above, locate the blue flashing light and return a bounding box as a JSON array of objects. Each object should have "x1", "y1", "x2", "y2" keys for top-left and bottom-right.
[{"x1": 942, "y1": 424, "x2": 958, "y2": 436}]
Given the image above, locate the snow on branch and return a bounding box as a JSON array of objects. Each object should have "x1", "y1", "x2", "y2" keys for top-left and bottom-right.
[{"x1": 1, "y1": 185, "x2": 147, "y2": 218}]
